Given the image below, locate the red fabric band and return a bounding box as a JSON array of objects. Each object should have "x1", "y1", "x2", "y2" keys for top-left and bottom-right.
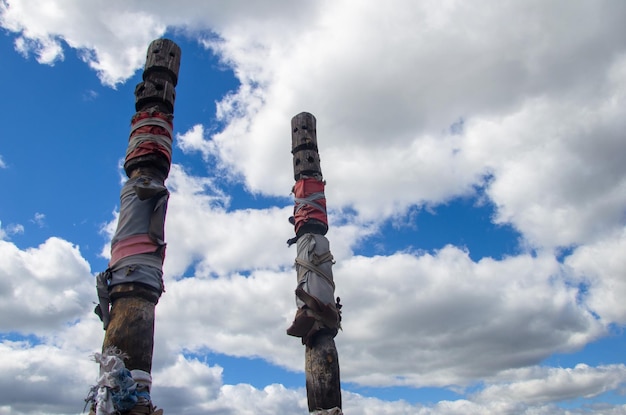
[{"x1": 293, "y1": 177, "x2": 328, "y2": 234}]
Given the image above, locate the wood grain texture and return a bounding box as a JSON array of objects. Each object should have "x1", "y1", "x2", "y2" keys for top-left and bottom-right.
[
  {"x1": 306, "y1": 332, "x2": 342, "y2": 411},
  {"x1": 103, "y1": 293, "x2": 156, "y2": 373}
]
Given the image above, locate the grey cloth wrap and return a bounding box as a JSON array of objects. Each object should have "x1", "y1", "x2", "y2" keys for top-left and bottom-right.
[
  {"x1": 108, "y1": 174, "x2": 168, "y2": 293},
  {"x1": 126, "y1": 133, "x2": 173, "y2": 160},
  {"x1": 287, "y1": 233, "x2": 340, "y2": 345},
  {"x1": 109, "y1": 263, "x2": 164, "y2": 293},
  {"x1": 295, "y1": 233, "x2": 336, "y2": 308},
  {"x1": 132, "y1": 116, "x2": 173, "y2": 135}
]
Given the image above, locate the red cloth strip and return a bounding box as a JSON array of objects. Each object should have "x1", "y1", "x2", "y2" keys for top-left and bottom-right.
[
  {"x1": 131, "y1": 111, "x2": 173, "y2": 128},
  {"x1": 126, "y1": 112, "x2": 174, "y2": 165},
  {"x1": 131, "y1": 124, "x2": 172, "y2": 140},
  {"x1": 293, "y1": 177, "x2": 328, "y2": 234},
  {"x1": 126, "y1": 142, "x2": 172, "y2": 164},
  {"x1": 110, "y1": 234, "x2": 164, "y2": 267}
]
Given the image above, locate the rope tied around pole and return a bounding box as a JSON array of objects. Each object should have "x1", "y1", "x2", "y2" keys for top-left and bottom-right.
[{"x1": 287, "y1": 234, "x2": 342, "y2": 346}]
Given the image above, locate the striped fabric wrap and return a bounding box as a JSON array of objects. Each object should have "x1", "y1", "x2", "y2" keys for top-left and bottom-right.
[
  {"x1": 293, "y1": 177, "x2": 328, "y2": 235},
  {"x1": 125, "y1": 111, "x2": 173, "y2": 166}
]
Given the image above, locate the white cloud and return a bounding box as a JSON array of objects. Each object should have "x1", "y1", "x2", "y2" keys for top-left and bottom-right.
[
  {"x1": 0, "y1": 221, "x2": 23, "y2": 241},
  {"x1": 0, "y1": 155, "x2": 6, "y2": 168},
  {"x1": 0, "y1": 0, "x2": 314, "y2": 87},
  {"x1": 0, "y1": 0, "x2": 164, "y2": 86},
  {"x1": 30, "y1": 212, "x2": 46, "y2": 228},
  {"x1": 463, "y1": 92, "x2": 626, "y2": 249},
  {"x1": 197, "y1": 383, "x2": 306, "y2": 414},
  {"x1": 98, "y1": 208, "x2": 118, "y2": 261},
  {"x1": 477, "y1": 364, "x2": 626, "y2": 406},
  {"x1": 0, "y1": 341, "x2": 96, "y2": 414},
  {"x1": 2, "y1": 338, "x2": 626, "y2": 415},
  {"x1": 0, "y1": 238, "x2": 93, "y2": 334},
  {"x1": 176, "y1": 124, "x2": 211, "y2": 158},
  {"x1": 334, "y1": 248, "x2": 603, "y2": 387},
  {"x1": 82, "y1": 89, "x2": 98, "y2": 101},
  {"x1": 163, "y1": 164, "x2": 291, "y2": 278},
  {"x1": 152, "y1": 354, "x2": 224, "y2": 410},
  {"x1": 8, "y1": 223, "x2": 24, "y2": 235},
  {"x1": 13, "y1": 34, "x2": 64, "y2": 65},
  {"x1": 565, "y1": 227, "x2": 626, "y2": 325}
]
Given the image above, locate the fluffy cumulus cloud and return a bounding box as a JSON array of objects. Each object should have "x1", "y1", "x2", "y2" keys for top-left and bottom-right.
[
  {"x1": 0, "y1": 0, "x2": 164, "y2": 85},
  {"x1": 565, "y1": 228, "x2": 626, "y2": 325},
  {"x1": 163, "y1": 164, "x2": 294, "y2": 278},
  {"x1": 463, "y1": 92, "x2": 626, "y2": 249},
  {"x1": 0, "y1": 238, "x2": 93, "y2": 333},
  {"x1": 2, "y1": 0, "x2": 626, "y2": 414},
  {"x1": 0, "y1": 0, "x2": 310, "y2": 86},
  {"x1": 477, "y1": 364, "x2": 626, "y2": 406},
  {"x1": 0, "y1": 341, "x2": 96, "y2": 414},
  {"x1": 198, "y1": 0, "x2": 626, "y2": 232},
  {"x1": 336, "y1": 250, "x2": 602, "y2": 387}
]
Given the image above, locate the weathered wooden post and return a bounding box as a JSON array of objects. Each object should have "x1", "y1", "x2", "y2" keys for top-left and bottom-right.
[
  {"x1": 287, "y1": 112, "x2": 343, "y2": 414},
  {"x1": 87, "y1": 39, "x2": 181, "y2": 415}
]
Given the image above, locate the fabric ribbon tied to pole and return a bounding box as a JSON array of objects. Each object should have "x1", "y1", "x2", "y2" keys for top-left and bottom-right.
[
  {"x1": 292, "y1": 177, "x2": 328, "y2": 236},
  {"x1": 125, "y1": 112, "x2": 173, "y2": 167}
]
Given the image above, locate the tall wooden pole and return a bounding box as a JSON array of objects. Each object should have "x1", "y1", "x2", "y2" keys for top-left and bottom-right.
[
  {"x1": 88, "y1": 39, "x2": 180, "y2": 415},
  {"x1": 287, "y1": 112, "x2": 342, "y2": 413}
]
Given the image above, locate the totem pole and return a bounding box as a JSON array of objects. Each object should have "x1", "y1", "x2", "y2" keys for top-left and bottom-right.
[
  {"x1": 287, "y1": 112, "x2": 343, "y2": 414},
  {"x1": 87, "y1": 39, "x2": 181, "y2": 415}
]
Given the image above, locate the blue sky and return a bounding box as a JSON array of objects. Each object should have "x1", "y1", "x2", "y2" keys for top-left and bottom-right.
[{"x1": 1, "y1": 2, "x2": 626, "y2": 414}]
